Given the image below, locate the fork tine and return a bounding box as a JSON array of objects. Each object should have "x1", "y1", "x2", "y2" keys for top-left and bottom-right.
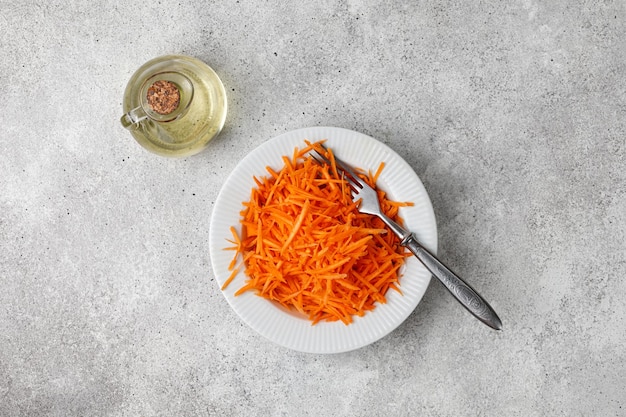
[
  {"x1": 310, "y1": 149, "x2": 331, "y2": 168},
  {"x1": 311, "y1": 150, "x2": 359, "y2": 192},
  {"x1": 311, "y1": 145, "x2": 384, "y2": 217},
  {"x1": 317, "y1": 144, "x2": 364, "y2": 186},
  {"x1": 312, "y1": 145, "x2": 364, "y2": 189},
  {"x1": 311, "y1": 149, "x2": 361, "y2": 192}
]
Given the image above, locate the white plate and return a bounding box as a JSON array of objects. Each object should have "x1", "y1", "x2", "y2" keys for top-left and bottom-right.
[{"x1": 209, "y1": 127, "x2": 437, "y2": 353}]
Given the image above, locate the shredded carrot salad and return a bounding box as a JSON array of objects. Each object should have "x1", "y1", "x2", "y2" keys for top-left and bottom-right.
[{"x1": 223, "y1": 140, "x2": 412, "y2": 325}]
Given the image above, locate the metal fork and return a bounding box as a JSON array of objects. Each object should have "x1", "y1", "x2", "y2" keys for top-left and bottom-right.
[{"x1": 312, "y1": 147, "x2": 502, "y2": 330}]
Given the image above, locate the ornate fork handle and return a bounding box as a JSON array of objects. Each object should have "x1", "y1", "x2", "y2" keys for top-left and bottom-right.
[{"x1": 380, "y1": 213, "x2": 502, "y2": 330}]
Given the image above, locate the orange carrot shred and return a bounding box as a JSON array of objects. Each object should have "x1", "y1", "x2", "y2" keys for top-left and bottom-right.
[
  {"x1": 223, "y1": 140, "x2": 411, "y2": 325},
  {"x1": 221, "y1": 267, "x2": 240, "y2": 291}
]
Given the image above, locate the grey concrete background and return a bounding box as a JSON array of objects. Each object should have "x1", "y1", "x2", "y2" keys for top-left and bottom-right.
[{"x1": 1, "y1": 0, "x2": 625, "y2": 416}]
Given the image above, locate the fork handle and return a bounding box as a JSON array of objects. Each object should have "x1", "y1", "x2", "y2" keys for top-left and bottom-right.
[{"x1": 402, "y1": 234, "x2": 503, "y2": 330}]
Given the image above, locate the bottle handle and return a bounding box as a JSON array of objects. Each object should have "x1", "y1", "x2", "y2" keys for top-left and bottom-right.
[{"x1": 120, "y1": 106, "x2": 148, "y2": 130}]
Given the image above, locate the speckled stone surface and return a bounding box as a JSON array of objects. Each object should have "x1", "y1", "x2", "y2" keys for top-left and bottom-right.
[{"x1": 1, "y1": 1, "x2": 625, "y2": 416}]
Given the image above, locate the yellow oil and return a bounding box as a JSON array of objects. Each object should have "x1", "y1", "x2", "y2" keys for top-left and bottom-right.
[{"x1": 122, "y1": 55, "x2": 227, "y2": 157}]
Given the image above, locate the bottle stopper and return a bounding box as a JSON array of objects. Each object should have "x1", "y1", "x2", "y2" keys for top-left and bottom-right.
[{"x1": 146, "y1": 80, "x2": 180, "y2": 115}]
